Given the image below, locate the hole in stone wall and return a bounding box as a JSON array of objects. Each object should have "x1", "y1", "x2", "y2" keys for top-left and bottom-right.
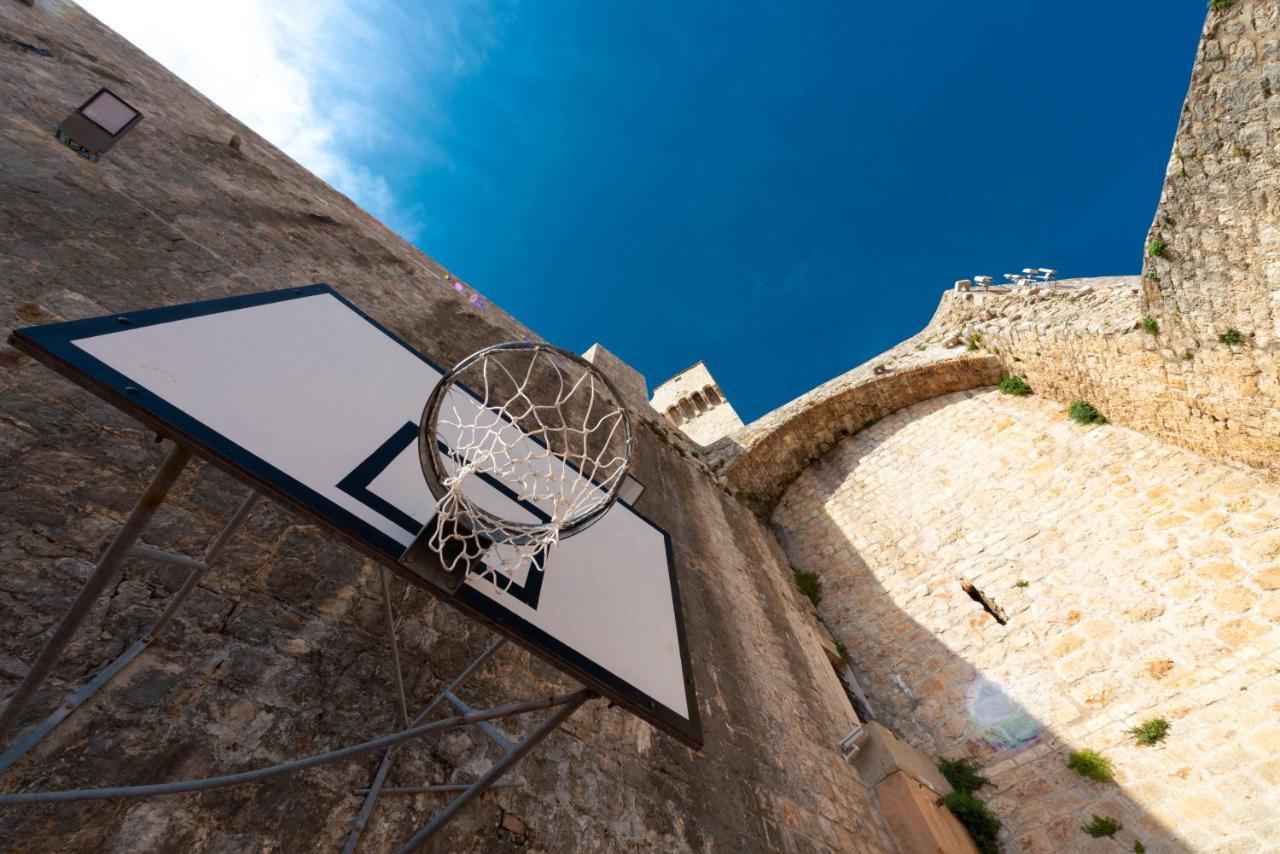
[{"x1": 961, "y1": 580, "x2": 1008, "y2": 625}]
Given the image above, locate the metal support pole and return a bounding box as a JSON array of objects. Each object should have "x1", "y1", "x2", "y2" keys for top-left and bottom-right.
[
  {"x1": 343, "y1": 636, "x2": 509, "y2": 854},
  {"x1": 409, "y1": 638, "x2": 507, "y2": 728},
  {"x1": 127, "y1": 544, "x2": 206, "y2": 571},
  {"x1": 379, "y1": 568, "x2": 410, "y2": 728},
  {"x1": 342, "y1": 747, "x2": 396, "y2": 854},
  {"x1": 352, "y1": 782, "x2": 521, "y2": 796},
  {"x1": 141, "y1": 491, "x2": 259, "y2": 643},
  {"x1": 0, "y1": 443, "x2": 192, "y2": 743},
  {"x1": 340, "y1": 568, "x2": 411, "y2": 854},
  {"x1": 0, "y1": 489, "x2": 260, "y2": 774},
  {"x1": 443, "y1": 691, "x2": 515, "y2": 751},
  {"x1": 396, "y1": 689, "x2": 594, "y2": 853},
  {"x1": 0, "y1": 691, "x2": 585, "y2": 805}
]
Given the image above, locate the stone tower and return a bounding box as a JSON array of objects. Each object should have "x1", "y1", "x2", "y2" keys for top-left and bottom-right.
[{"x1": 650, "y1": 361, "x2": 743, "y2": 445}]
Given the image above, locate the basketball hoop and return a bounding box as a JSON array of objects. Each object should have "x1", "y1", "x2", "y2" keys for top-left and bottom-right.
[{"x1": 415, "y1": 342, "x2": 633, "y2": 592}]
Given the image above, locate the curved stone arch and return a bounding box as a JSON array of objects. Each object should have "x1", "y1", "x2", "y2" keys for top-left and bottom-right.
[{"x1": 714, "y1": 354, "x2": 1001, "y2": 516}]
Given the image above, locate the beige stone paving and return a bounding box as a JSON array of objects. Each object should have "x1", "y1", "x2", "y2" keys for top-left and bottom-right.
[{"x1": 773, "y1": 387, "x2": 1280, "y2": 852}]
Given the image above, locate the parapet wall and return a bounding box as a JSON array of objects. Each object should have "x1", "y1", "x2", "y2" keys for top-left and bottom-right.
[
  {"x1": 716, "y1": 272, "x2": 1280, "y2": 521},
  {"x1": 710, "y1": 343, "x2": 1002, "y2": 516},
  {"x1": 931, "y1": 278, "x2": 1280, "y2": 479}
]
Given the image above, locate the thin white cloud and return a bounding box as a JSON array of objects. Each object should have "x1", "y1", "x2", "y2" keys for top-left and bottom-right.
[{"x1": 74, "y1": 0, "x2": 488, "y2": 240}]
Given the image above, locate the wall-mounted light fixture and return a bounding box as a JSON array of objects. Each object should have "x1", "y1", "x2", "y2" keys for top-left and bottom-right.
[{"x1": 55, "y1": 88, "x2": 143, "y2": 162}]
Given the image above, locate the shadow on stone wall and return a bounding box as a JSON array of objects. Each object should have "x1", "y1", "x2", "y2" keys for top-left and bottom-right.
[
  {"x1": 771, "y1": 395, "x2": 1222, "y2": 854},
  {"x1": 788, "y1": 517, "x2": 1195, "y2": 853}
]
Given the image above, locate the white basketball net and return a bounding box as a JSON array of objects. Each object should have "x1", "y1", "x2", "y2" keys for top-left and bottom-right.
[{"x1": 425, "y1": 346, "x2": 630, "y2": 592}]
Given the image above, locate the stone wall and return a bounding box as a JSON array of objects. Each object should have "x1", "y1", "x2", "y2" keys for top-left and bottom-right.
[
  {"x1": 0, "y1": 3, "x2": 888, "y2": 851},
  {"x1": 925, "y1": 279, "x2": 1280, "y2": 482},
  {"x1": 1143, "y1": 0, "x2": 1280, "y2": 346},
  {"x1": 773, "y1": 388, "x2": 1280, "y2": 853}
]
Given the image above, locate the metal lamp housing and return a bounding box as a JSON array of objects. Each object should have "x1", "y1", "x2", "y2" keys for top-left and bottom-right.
[{"x1": 56, "y1": 88, "x2": 143, "y2": 161}]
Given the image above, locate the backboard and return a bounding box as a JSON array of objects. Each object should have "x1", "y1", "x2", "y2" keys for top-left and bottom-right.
[{"x1": 11, "y1": 285, "x2": 701, "y2": 747}]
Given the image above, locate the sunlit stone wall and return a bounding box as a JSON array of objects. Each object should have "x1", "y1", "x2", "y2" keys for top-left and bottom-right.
[{"x1": 773, "y1": 388, "x2": 1280, "y2": 852}]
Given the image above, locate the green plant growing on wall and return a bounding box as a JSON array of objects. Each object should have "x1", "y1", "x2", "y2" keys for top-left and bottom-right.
[
  {"x1": 1068, "y1": 749, "x2": 1115, "y2": 782},
  {"x1": 834, "y1": 639, "x2": 849, "y2": 660},
  {"x1": 1140, "y1": 315, "x2": 1159, "y2": 335},
  {"x1": 939, "y1": 758, "x2": 990, "y2": 795},
  {"x1": 965, "y1": 332, "x2": 982, "y2": 352},
  {"x1": 1082, "y1": 815, "x2": 1122, "y2": 838},
  {"x1": 1128, "y1": 717, "x2": 1171, "y2": 747},
  {"x1": 792, "y1": 568, "x2": 822, "y2": 607},
  {"x1": 1183, "y1": 350, "x2": 1194, "y2": 361},
  {"x1": 998, "y1": 375, "x2": 1031, "y2": 396},
  {"x1": 1014, "y1": 579, "x2": 1030, "y2": 588},
  {"x1": 1068, "y1": 400, "x2": 1106, "y2": 425},
  {"x1": 1134, "y1": 841, "x2": 1147, "y2": 853},
  {"x1": 1209, "y1": 0, "x2": 1233, "y2": 11},
  {"x1": 937, "y1": 759, "x2": 999, "y2": 852},
  {"x1": 1219, "y1": 328, "x2": 1245, "y2": 345},
  {"x1": 1144, "y1": 272, "x2": 1160, "y2": 282},
  {"x1": 1147, "y1": 238, "x2": 1168, "y2": 257},
  {"x1": 940, "y1": 791, "x2": 1001, "y2": 854}
]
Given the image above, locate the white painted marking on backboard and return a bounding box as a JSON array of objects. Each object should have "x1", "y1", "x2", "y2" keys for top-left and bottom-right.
[{"x1": 72, "y1": 293, "x2": 689, "y2": 719}]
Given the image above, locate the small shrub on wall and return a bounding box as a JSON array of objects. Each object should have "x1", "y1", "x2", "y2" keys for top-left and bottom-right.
[
  {"x1": 1128, "y1": 717, "x2": 1170, "y2": 746},
  {"x1": 1068, "y1": 749, "x2": 1114, "y2": 782},
  {"x1": 1082, "y1": 815, "x2": 1122, "y2": 838},
  {"x1": 938, "y1": 759, "x2": 999, "y2": 853},
  {"x1": 1068, "y1": 400, "x2": 1106, "y2": 425},
  {"x1": 940, "y1": 791, "x2": 1001, "y2": 854},
  {"x1": 939, "y1": 758, "x2": 990, "y2": 794},
  {"x1": 998, "y1": 375, "x2": 1031, "y2": 396},
  {"x1": 792, "y1": 568, "x2": 822, "y2": 606}
]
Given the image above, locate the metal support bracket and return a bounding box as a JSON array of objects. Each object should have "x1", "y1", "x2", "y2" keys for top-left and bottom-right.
[
  {"x1": 443, "y1": 690, "x2": 516, "y2": 751},
  {"x1": 0, "y1": 443, "x2": 193, "y2": 743},
  {"x1": 0, "y1": 441, "x2": 596, "y2": 853},
  {"x1": 0, "y1": 460, "x2": 260, "y2": 774}
]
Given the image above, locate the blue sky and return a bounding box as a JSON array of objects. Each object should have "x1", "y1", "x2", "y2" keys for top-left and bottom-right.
[{"x1": 86, "y1": 1, "x2": 1206, "y2": 422}]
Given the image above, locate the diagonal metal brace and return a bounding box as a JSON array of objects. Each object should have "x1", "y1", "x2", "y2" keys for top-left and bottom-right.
[
  {"x1": 396, "y1": 689, "x2": 594, "y2": 852},
  {"x1": 342, "y1": 634, "x2": 509, "y2": 853},
  {"x1": 0, "y1": 444, "x2": 192, "y2": 744},
  {"x1": 0, "y1": 488, "x2": 260, "y2": 775},
  {"x1": 443, "y1": 690, "x2": 515, "y2": 751},
  {"x1": 0, "y1": 690, "x2": 590, "y2": 805}
]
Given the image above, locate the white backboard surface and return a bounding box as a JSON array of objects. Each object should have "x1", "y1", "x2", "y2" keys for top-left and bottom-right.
[{"x1": 13, "y1": 286, "x2": 699, "y2": 746}]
